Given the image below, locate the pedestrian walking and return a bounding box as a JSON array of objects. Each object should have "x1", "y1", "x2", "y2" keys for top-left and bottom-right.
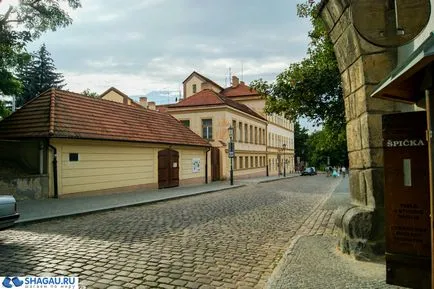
[
  {"x1": 341, "y1": 166, "x2": 346, "y2": 178},
  {"x1": 332, "y1": 167, "x2": 339, "y2": 177}
]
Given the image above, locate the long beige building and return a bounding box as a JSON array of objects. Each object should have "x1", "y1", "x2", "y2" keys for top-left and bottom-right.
[
  {"x1": 0, "y1": 89, "x2": 209, "y2": 199},
  {"x1": 178, "y1": 71, "x2": 295, "y2": 178}
]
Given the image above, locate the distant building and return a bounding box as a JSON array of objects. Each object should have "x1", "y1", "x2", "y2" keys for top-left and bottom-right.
[
  {"x1": 168, "y1": 71, "x2": 295, "y2": 180},
  {"x1": 168, "y1": 86, "x2": 268, "y2": 181}
]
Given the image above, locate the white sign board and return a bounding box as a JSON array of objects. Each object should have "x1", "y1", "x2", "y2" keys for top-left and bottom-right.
[{"x1": 192, "y1": 158, "x2": 200, "y2": 173}]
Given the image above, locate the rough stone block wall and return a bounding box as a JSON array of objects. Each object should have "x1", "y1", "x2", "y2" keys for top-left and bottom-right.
[
  {"x1": 0, "y1": 176, "x2": 49, "y2": 200},
  {"x1": 320, "y1": 0, "x2": 414, "y2": 258}
]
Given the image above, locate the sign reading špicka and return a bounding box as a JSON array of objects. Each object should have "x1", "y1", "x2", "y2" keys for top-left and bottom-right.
[
  {"x1": 385, "y1": 139, "x2": 426, "y2": 147},
  {"x1": 1, "y1": 276, "x2": 80, "y2": 289}
]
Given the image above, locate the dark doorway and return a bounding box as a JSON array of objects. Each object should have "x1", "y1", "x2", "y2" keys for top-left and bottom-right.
[
  {"x1": 211, "y1": 147, "x2": 220, "y2": 181},
  {"x1": 158, "y1": 149, "x2": 179, "y2": 189}
]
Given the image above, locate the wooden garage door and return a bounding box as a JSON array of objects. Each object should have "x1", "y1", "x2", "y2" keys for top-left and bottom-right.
[{"x1": 158, "y1": 149, "x2": 179, "y2": 189}]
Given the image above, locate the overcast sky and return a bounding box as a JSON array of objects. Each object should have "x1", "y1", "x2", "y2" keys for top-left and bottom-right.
[{"x1": 18, "y1": 0, "x2": 312, "y2": 96}]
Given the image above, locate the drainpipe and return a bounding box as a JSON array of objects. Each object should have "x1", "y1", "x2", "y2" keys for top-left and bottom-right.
[
  {"x1": 39, "y1": 141, "x2": 44, "y2": 175},
  {"x1": 48, "y1": 142, "x2": 58, "y2": 198},
  {"x1": 205, "y1": 147, "x2": 210, "y2": 184}
]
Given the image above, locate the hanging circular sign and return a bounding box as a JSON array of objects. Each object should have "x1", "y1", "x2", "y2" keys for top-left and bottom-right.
[{"x1": 351, "y1": 0, "x2": 431, "y2": 48}]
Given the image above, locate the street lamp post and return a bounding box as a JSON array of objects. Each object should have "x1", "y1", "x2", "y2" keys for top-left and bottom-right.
[
  {"x1": 282, "y1": 143, "x2": 286, "y2": 177},
  {"x1": 228, "y1": 125, "x2": 234, "y2": 186}
]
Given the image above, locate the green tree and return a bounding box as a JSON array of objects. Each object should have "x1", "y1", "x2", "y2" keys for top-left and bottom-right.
[
  {"x1": 251, "y1": 1, "x2": 343, "y2": 130},
  {"x1": 0, "y1": 0, "x2": 81, "y2": 105},
  {"x1": 250, "y1": 0, "x2": 348, "y2": 167},
  {"x1": 0, "y1": 100, "x2": 12, "y2": 119},
  {"x1": 82, "y1": 89, "x2": 100, "y2": 98},
  {"x1": 294, "y1": 121, "x2": 309, "y2": 163},
  {"x1": 306, "y1": 124, "x2": 348, "y2": 169},
  {"x1": 17, "y1": 44, "x2": 65, "y2": 106}
]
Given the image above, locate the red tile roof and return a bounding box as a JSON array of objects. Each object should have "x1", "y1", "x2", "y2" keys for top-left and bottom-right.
[
  {"x1": 183, "y1": 71, "x2": 224, "y2": 91},
  {"x1": 168, "y1": 89, "x2": 266, "y2": 121},
  {"x1": 221, "y1": 82, "x2": 261, "y2": 98},
  {"x1": 0, "y1": 89, "x2": 210, "y2": 147}
]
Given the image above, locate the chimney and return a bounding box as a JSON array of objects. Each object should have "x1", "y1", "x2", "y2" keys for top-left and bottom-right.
[
  {"x1": 201, "y1": 82, "x2": 213, "y2": 91},
  {"x1": 148, "y1": 101, "x2": 156, "y2": 110},
  {"x1": 139, "y1": 97, "x2": 148, "y2": 108},
  {"x1": 232, "y1": 75, "x2": 239, "y2": 87}
]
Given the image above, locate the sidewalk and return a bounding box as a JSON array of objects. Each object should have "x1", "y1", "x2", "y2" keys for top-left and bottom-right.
[
  {"x1": 16, "y1": 173, "x2": 299, "y2": 224},
  {"x1": 267, "y1": 177, "x2": 401, "y2": 289}
]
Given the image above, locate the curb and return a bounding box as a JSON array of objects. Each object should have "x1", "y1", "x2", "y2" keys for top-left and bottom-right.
[
  {"x1": 257, "y1": 175, "x2": 300, "y2": 184},
  {"x1": 15, "y1": 184, "x2": 246, "y2": 226},
  {"x1": 265, "y1": 179, "x2": 342, "y2": 289}
]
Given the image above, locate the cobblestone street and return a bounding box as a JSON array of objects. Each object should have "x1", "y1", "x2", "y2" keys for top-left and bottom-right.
[{"x1": 1, "y1": 176, "x2": 340, "y2": 288}]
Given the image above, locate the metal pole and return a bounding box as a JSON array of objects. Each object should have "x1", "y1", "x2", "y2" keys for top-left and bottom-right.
[
  {"x1": 283, "y1": 146, "x2": 286, "y2": 177},
  {"x1": 425, "y1": 89, "x2": 434, "y2": 289},
  {"x1": 229, "y1": 125, "x2": 234, "y2": 186},
  {"x1": 230, "y1": 157, "x2": 234, "y2": 185}
]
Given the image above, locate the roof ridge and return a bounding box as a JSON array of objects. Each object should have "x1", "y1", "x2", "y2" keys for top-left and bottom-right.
[
  {"x1": 48, "y1": 88, "x2": 56, "y2": 135},
  {"x1": 183, "y1": 71, "x2": 224, "y2": 90},
  {"x1": 54, "y1": 89, "x2": 152, "y2": 112},
  {"x1": 213, "y1": 90, "x2": 228, "y2": 104}
]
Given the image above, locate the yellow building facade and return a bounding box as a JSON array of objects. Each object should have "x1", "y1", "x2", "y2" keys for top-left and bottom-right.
[
  {"x1": 0, "y1": 89, "x2": 210, "y2": 199},
  {"x1": 49, "y1": 139, "x2": 207, "y2": 196},
  {"x1": 167, "y1": 88, "x2": 268, "y2": 180},
  {"x1": 180, "y1": 72, "x2": 295, "y2": 177}
]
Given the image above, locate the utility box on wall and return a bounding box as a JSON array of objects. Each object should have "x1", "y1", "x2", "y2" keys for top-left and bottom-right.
[{"x1": 383, "y1": 111, "x2": 431, "y2": 289}]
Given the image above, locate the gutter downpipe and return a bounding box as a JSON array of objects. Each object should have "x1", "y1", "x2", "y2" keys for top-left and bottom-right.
[
  {"x1": 39, "y1": 141, "x2": 44, "y2": 175},
  {"x1": 205, "y1": 146, "x2": 211, "y2": 184},
  {"x1": 48, "y1": 141, "x2": 58, "y2": 199}
]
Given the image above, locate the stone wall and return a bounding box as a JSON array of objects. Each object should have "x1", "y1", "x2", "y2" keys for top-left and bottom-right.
[
  {"x1": 319, "y1": 0, "x2": 414, "y2": 258},
  {"x1": 0, "y1": 175, "x2": 49, "y2": 200}
]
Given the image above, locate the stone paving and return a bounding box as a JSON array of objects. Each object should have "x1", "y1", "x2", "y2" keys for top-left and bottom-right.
[
  {"x1": 0, "y1": 176, "x2": 340, "y2": 289},
  {"x1": 269, "y1": 235, "x2": 403, "y2": 289},
  {"x1": 267, "y1": 177, "x2": 403, "y2": 289}
]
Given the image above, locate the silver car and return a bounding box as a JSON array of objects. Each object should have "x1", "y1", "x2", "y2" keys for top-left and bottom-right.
[{"x1": 0, "y1": 195, "x2": 19, "y2": 230}]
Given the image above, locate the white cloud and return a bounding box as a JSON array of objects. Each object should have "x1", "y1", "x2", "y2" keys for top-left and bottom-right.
[
  {"x1": 26, "y1": 0, "x2": 311, "y2": 96},
  {"x1": 125, "y1": 32, "x2": 143, "y2": 40},
  {"x1": 95, "y1": 13, "x2": 121, "y2": 22},
  {"x1": 63, "y1": 71, "x2": 180, "y2": 96},
  {"x1": 85, "y1": 57, "x2": 134, "y2": 69}
]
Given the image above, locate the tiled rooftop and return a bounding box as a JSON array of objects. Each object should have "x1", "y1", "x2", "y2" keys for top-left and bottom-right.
[
  {"x1": 0, "y1": 89, "x2": 210, "y2": 147},
  {"x1": 169, "y1": 89, "x2": 266, "y2": 121},
  {"x1": 221, "y1": 82, "x2": 261, "y2": 98}
]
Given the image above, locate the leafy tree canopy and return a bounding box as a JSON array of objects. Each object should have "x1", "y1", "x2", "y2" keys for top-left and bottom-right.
[
  {"x1": 0, "y1": 98, "x2": 11, "y2": 119},
  {"x1": 0, "y1": 0, "x2": 81, "y2": 38},
  {"x1": 294, "y1": 121, "x2": 309, "y2": 162},
  {"x1": 306, "y1": 123, "x2": 348, "y2": 168},
  {"x1": 250, "y1": 1, "x2": 344, "y2": 131},
  {"x1": 82, "y1": 89, "x2": 100, "y2": 98},
  {"x1": 250, "y1": 1, "x2": 348, "y2": 168},
  {"x1": 0, "y1": 0, "x2": 81, "y2": 98}
]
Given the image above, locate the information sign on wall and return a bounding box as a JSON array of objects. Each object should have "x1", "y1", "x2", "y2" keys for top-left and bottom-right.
[{"x1": 192, "y1": 158, "x2": 200, "y2": 173}]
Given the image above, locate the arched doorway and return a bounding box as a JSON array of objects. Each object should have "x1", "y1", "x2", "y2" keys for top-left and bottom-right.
[{"x1": 158, "y1": 149, "x2": 179, "y2": 189}]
